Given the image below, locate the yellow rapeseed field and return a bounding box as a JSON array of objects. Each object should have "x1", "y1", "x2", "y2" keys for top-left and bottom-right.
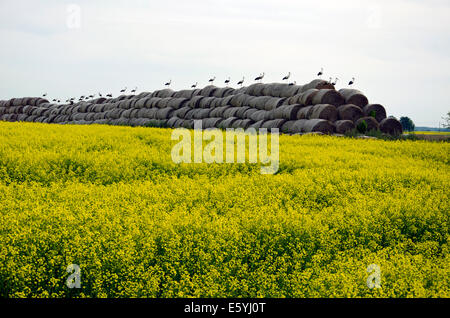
[{"x1": 0, "y1": 122, "x2": 448, "y2": 298}]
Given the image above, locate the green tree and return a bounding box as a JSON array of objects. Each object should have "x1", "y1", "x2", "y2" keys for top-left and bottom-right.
[
  {"x1": 399, "y1": 116, "x2": 415, "y2": 132},
  {"x1": 443, "y1": 111, "x2": 450, "y2": 129}
]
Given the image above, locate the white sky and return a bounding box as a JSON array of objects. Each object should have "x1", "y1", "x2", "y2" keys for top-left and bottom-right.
[{"x1": 0, "y1": 0, "x2": 449, "y2": 126}]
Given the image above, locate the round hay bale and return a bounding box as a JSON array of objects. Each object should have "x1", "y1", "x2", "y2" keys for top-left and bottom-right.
[
  {"x1": 209, "y1": 98, "x2": 222, "y2": 108},
  {"x1": 17, "y1": 114, "x2": 28, "y2": 121},
  {"x1": 300, "y1": 79, "x2": 334, "y2": 93},
  {"x1": 191, "y1": 89, "x2": 202, "y2": 97},
  {"x1": 338, "y1": 89, "x2": 369, "y2": 107},
  {"x1": 218, "y1": 117, "x2": 238, "y2": 129},
  {"x1": 298, "y1": 89, "x2": 319, "y2": 106},
  {"x1": 271, "y1": 104, "x2": 302, "y2": 120},
  {"x1": 296, "y1": 106, "x2": 313, "y2": 119},
  {"x1": 356, "y1": 116, "x2": 379, "y2": 132},
  {"x1": 222, "y1": 107, "x2": 241, "y2": 118},
  {"x1": 246, "y1": 83, "x2": 262, "y2": 96},
  {"x1": 230, "y1": 93, "x2": 248, "y2": 107},
  {"x1": 174, "y1": 106, "x2": 194, "y2": 119},
  {"x1": 122, "y1": 109, "x2": 133, "y2": 119},
  {"x1": 235, "y1": 106, "x2": 251, "y2": 118},
  {"x1": 249, "y1": 96, "x2": 272, "y2": 109},
  {"x1": 312, "y1": 89, "x2": 345, "y2": 107},
  {"x1": 200, "y1": 85, "x2": 218, "y2": 97},
  {"x1": 309, "y1": 104, "x2": 338, "y2": 121},
  {"x1": 209, "y1": 106, "x2": 229, "y2": 118},
  {"x1": 337, "y1": 104, "x2": 364, "y2": 122},
  {"x1": 269, "y1": 83, "x2": 288, "y2": 97},
  {"x1": 264, "y1": 97, "x2": 285, "y2": 111},
  {"x1": 261, "y1": 119, "x2": 287, "y2": 129},
  {"x1": 203, "y1": 117, "x2": 223, "y2": 129},
  {"x1": 166, "y1": 117, "x2": 181, "y2": 128},
  {"x1": 156, "y1": 97, "x2": 172, "y2": 109},
  {"x1": 153, "y1": 89, "x2": 175, "y2": 98},
  {"x1": 335, "y1": 120, "x2": 355, "y2": 134},
  {"x1": 167, "y1": 98, "x2": 189, "y2": 109},
  {"x1": 379, "y1": 117, "x2": 403, "y2": 135},
  {"x1": 363, "y1": 104, "x2": 387, "y2": 123},
  {"x1": 135, "y1": 98, "x2": 149, "y2": 108},
  {"x1": 189, "y1": 96, "x2": 204, "y2": 108},
  {"x1": 173, "y1": 90, "x2": 196, "y2": 99},
  {"x1": 93, "y1": 97, "x2": 107, "y2": 104},
  {"x1": 250, "y1": 110, "x2": 271, "y2": 122},
  {"x1": 220, "y1": 95, "x2": 234, "y2": 106},
  {"x1": 156, "y1": 107, "x2": 174, "y2": 120},
  {"x1": 243, "y1": 95, "x2": 256, "y2": 106},
  {"x1": 198, "y1": 97, "x2": 215, "y2": 109},
  {"x1": 280, "y1": 84, "x2": 302, "y2": 98},
  {"x1": 146, "y1": 98, "x2": 161, "y2": 108},
  {"x1": 182, "y1": 119, "x2": 195, "y2": 129},
  {"x1": 249, "y1": 120, "x2": 265, "y2": 129},
  {"x1": 136, "y1": 92, "x2": 151, "y2": 99},
  {"x1": 301, "y1": 119, "x2": 335, "y2": 134},
  {"x1": 213, "y1": 87, "x2": 235, "y2": 98},
  {"x1": 137, "y1": 108, "x2": 158, "y2": 119},
  {"x1": 231, "y1": 119, "x2": 253, "y2": 129},
  {"x1": 243, "y1": 108, "x2": 259, "y2": 119},
  {"x1": 191, "y1": 108, "x2": 211, "y2": 119}
]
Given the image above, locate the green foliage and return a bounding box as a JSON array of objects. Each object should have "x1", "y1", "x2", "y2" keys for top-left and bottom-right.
[
  {"x1": 356, "y1": 120, "x2": 368, "y2": 134},
  {"x1": 0, "y1": 122, "x2": 448, "y2": 298},
  {"x1": 400, "y1": 116, "x2": 416, "y2": 132}
]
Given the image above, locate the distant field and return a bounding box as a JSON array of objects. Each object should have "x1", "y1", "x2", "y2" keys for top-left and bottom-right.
[
  {"x1": 0, "y1": 122, "x2": 448, "y2": 298},
  {"x1": 408, "y1": 131, "x2": 450, "y2": 135}
]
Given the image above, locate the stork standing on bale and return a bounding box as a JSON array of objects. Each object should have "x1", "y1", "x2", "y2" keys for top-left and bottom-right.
[
  {"x1": 120, "y1": 87, "x2": 127, "y2": 94},
  {"x1": 237, "y1": 77, "x2": 245, "y2": 87},
  {"x1": 106, "y1": 93, "x2": 112, "y2": 98},
  {"x1": 332, "y1": 77, "x2": 339, "y2": 86},
  {"x1": 328, "y1": 77, "x2": 333, "y2": 84},
  {"x1": 225, "y1": 77, "x2": 231, "y2": 86},
  {"x1": 98, "y1": 92, "x2": 102, "y2": 97},
  {"x1": 348, "y1": 77, "x2": 355, "y2": 86},
  {"x1": 191, "y1": 82, "x2": 198, "y2": 88},
  {"x1": 165, "y1": 80, "x2": 172, "y2": 87},
  {"x1": 89, "y1": 94, "x2": 94, "y2": 99},
  {"x1": 282, "y1": 72, "x2": 291, "y2": 82},
  {"x1": 43, "y1": 93, "x2": 47, "y2": 97},
  {"x1": 131, "y1": 87, "x2": 137, "y2": 94},
  {"x1": 255, "y1": 72, "x2": 265, "y2": 83},
  {"x1": 208, "y1": 76, "x2": 216, "y2": 85},
  {"x1": 317, "y1": 67, "x2": 323, "y2": 78},
  {"x1": 288, "y1": 81, "x2": 296, "y2": 86}
]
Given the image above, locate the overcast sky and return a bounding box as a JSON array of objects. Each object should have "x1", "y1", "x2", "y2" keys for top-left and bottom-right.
[{"x1": 0, "y1": 0, "x2": 449, "y2": 126}]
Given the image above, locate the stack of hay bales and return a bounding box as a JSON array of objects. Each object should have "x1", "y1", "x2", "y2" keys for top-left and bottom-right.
[{"x1": 0, "y1": 79, "x2": 402, "y2": 135}]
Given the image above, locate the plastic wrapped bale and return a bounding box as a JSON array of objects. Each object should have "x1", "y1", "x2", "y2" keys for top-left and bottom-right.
[
  {"x1": 312, "y1": 89, "x2": 345, "y2": 107},
  {"x1": 241, "y1": 108, "x2": 257, "y2": 119},
  {"x1": 213, "y1": 87, "x2": 235, "y2": 98},
  {"x1": 261, "y1": 119, "x2": 287, "y2": 129},
  {"x1": 250, "y1": 110, "x2": 271, "y2": 122},
  {"x1": 153, "y1": 89, "x2": 175, "y2": 98},
  {"x1": 209, "y1": 106, "x2": 229, "y2": 118},
  {"x1": 168, "y1": 98, "x2": 189, "y2": 110},
  {"x1": 222, "y1": 107, "x2": 241, "y2": 118},
  {"x1": 264, "y1": 97, "x2": 285, "y2": 111},
  {"x1": 249, "y1": 96, "x2": 272, "y2": 110},
  {"x1": 335, "y1": 120, "x2": 355, "y2": 134},
  {"x1": 271, "y1": 104, "x2": 302, "y2": 120},
  {"x1": 363, "y1": 104, "x2": 387, "y2": 123},
  {"x1": 173, "y1": 90, "x2": 195, "y2": 99},
  {"x1": 166, "y1": 117, "x2": 181, "y2": 128},
  {"x1": 198, "y1": 97, "x2": 216, "y2": 109},
  {"x1": 300, "y1": 80, "x2": 334, "y2": 93},
  {"x1": 338, "y1": 89, "x2": 369, "y2": 108},
  {"x1": 235, "y1": 106, "x2": 251, "y2": 118},
  {"x1": 218, "y1": 117, "x2": 238, "y2": 129},
  {"x1": 356, "y1": 116, "x2": 379, "y2": 132},
  {"x1": 379, "y1": 117, "x2": 403, "y2": 135},
  {"x1": 200, "y1": 85, "x2": 218, "y2": 97},
  {"x1": 249, "y1": 120, "x2": 265, "y2": 129},
  {"x1": 191, "y1": 108, "x2": 211, "y2": 119},
  {"x1": 189, "y1": 96, "x2": 204, "y2": 108},
  {"x1": 155, "y1": 107, "x2": 173, "y2": 120},
  {"x1": 220, "y1": 95, "x2": 234, "y2": 106},
  {"x1": 231, "y1": 119, "x2": 253, "y2": 129},
  {"x1": 230, "y1": 94, "x2": 248, "y2": 107},
  {"x1": 337, "y1": 104, "x2": 364, "y2": 122},
  {"x1": 202, "y1": 117, "x2": 223, "y2": 129}
]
